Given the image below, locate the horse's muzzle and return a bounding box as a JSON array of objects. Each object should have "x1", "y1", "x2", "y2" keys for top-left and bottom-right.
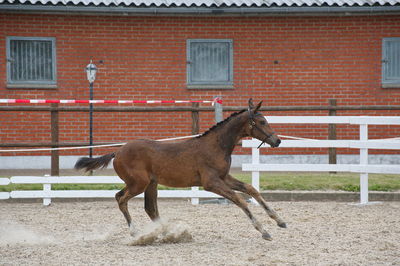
[
  {"x1": 272, "y1": 138, "x2": 281, "y2": 148},
  {"x1": 258, "y1": 137, "x2": 281, "y2": 149},
  {"x1": 268, "y1": 137, "x2": 281, "y2": 148}
]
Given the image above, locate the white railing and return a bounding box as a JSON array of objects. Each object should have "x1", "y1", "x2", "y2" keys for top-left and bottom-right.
[
  {"x1": 1, "y1": 116, "x2": 399, "y2": 205},
  {"x1": 0, "y1": 176, "x2": 219, "y2": 205},
  {"x1": 242, "y1": 116, "x2": 400, "y2": 204}
]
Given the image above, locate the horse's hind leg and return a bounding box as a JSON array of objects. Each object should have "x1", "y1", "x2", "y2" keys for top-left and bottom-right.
[
  {"x1": 202, "y1": 175, "x2": 273, "y2": 240},
  {"x1": 115, "y1": 175, "x2": 150, "y2": 233},
  {"x1": 115, "y1": 187, "x2": 135, "y2": 228},
  {"x1": 223, "y1": 174, "x2": 286, "y2": 228},
  {"x1": 144, "y1": 180, "x2": 159, "y2": 221}
]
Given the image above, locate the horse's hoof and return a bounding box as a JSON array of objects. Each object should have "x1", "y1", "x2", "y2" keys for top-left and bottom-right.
[
  {"x1": 262, "y1": 232, "x2": 273, "y2": 241},
  {"x1": 278, "y1": 222, "x2": 287, "y2": 228},
  {"x1": 129, "y1": 224, "x2": 136, "y2": 236}
]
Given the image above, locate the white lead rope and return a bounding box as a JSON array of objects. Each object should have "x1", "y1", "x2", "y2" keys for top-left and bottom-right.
[
  {"x1": 276, "y1": 134, "x2": 315, "y2": 140},
  {"x1": 0, "y1": 134, "x2": 202, "y2": 153},
  {"x1": 0, "y1": 134, "x2": 397, "y2": 153}
]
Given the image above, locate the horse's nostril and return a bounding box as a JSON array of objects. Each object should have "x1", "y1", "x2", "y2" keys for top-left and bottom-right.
[{"x1": 276, "y1": 139, "x2": 281, "y2": 145}]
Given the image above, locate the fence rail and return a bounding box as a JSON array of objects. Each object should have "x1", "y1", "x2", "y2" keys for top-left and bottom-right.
[
  {"x1": 1, "y1": 115, "x2": 399, "y2": 205},
  {"x1": 1, "y1": 100, "x2": 400, "y2": 171},
  {"x1": 242, "y1": 116, "x2": 400, "y2": 205},
  {"x1": 0, "y1": 176, "x2": 220, "y2": 205},
  {"x1": 0, "y1": 98, "x2": 224, "y2": 175}
]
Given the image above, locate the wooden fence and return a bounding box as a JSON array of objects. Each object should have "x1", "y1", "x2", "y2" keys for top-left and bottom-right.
[
  {"x1": 0, "y1": 99, "x2": 223, "y2": 175},
  {"x1": 1, "y1": 99, "x2": 400, "y2": 176}
]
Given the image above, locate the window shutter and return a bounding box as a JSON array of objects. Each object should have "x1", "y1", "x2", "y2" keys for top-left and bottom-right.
[
  {"x1": 383, "y1": 38, "x2": 400, "y2": 84},
  {"x1": 7, "y1": 37, "x2": 56, "y2": 85},
  {"x1": 187, "y1": 39, "x2": 233, "y2": 87},
  {"x1": 190, "y1": 42, "x2": 230, "y2": 82}
]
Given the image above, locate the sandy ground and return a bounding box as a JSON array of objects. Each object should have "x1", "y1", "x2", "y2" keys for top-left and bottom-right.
[{"x1": 0, "y1": 199, "x2": 399, "y2": 266}]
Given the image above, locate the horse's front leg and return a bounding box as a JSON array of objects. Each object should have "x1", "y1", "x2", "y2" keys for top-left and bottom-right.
[
  {"x1": 223, "y1": 174, "x2": 287, "y2": 228},
  {"x1": 144, "y1": 179, "x2": 159, "y2": 221},
  {"x1": 202, "y1": 175, "x2": 273, "y2": 240}
]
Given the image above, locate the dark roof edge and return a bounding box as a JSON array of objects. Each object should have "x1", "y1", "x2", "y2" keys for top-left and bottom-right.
[{"x1": 1, "y1": 4, "x2": 400, "y2": 16}]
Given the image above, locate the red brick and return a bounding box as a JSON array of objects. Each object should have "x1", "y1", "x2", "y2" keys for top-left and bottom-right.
[{"x1": 1, "y1": 14, "x2": 400, "y2": 156}]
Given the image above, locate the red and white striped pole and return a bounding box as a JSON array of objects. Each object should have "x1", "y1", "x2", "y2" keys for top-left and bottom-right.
[{"x1": 0, "y1": 98, "x2": 222, "y2": 105}]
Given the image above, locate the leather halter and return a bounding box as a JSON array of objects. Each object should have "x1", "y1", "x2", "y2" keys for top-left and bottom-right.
[{"x1": 248, "y1": 108, "x2": 275, "y2": 149}]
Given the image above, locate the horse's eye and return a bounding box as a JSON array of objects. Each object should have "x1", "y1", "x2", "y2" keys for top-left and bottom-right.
[{"x1": 259, "y1": 121, "x2": 266, "y2": 125}]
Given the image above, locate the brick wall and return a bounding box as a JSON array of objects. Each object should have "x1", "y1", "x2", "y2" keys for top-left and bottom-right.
[{"x1": 1, "y1": 14, "x2": 399, "y2": 157}]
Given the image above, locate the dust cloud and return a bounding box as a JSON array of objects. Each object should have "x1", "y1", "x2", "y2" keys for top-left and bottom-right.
[{"x1": 129, "y1": 219, "x2": 193, "y2": 245}]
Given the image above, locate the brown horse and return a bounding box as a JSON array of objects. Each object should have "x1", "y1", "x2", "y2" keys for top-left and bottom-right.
[{"x1": 75, "y1": 99, "x2": 286, "y2": 240}]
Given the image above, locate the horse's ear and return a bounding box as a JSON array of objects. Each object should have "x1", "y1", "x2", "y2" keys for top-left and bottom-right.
[
  {"x1": 254, "y1": 100, "x2": 263, "y2": 113},
  {"x1": 248, "y1": 98, "x2": 255, "y2": 109}
]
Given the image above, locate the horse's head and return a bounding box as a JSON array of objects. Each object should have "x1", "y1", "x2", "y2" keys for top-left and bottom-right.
[{"x1": 245, "y1": 98, "x2": 281, "y2": 148}]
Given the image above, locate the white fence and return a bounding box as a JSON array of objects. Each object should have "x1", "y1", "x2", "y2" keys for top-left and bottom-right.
[
  {"x1": 0, "y1": 116, "x2": 399, "y2": 205},
  {"x1": 242, "y1": 116, "x2": 400, "y2": 204},
  {"x1": 0, "y1": 176, "x2": 219, "y2": 205}
]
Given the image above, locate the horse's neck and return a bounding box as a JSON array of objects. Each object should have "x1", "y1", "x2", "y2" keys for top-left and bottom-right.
[{"x1": 209, "y1": 114, "x2": 247, "y2": 156}]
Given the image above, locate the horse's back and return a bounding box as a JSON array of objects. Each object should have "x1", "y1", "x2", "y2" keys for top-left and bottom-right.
[{"x1": 114, "y1": 139, "x2": 202, "y2": 187}]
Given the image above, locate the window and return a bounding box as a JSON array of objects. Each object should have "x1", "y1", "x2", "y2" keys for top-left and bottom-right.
[
  {"x1": 187, "y1": 39, "x2": 233, "y2": 89},
  {"x1": 382, "y1": 38, "x2": 400, "y2": 88},
  {"x1": 6, "y1": 37, "x2": 57, "y2": 88}
]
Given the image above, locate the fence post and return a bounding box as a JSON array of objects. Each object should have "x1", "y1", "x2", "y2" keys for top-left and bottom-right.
[
  {"x1": 50, "y1": 103, "x2": 59, "y2": 176},
  {"x1": 251, "y1": 147, "x2": 260, "y2": 205},
  {"x1": 359, "y1": 124, "x2": 369, "y2": 204},
  {"x1": 0, "y1": 178, "x2": 10, "y2": 200},
  {"x1": 191, "y1": 102, "x2": 200, "y2": 205},
  {"x1": 191, "y1": 102, "x2": 199, "y2": 135},
  {"x1": 328, "y1": 99, "x2": 337, "y2": 173},
  {"x1": 43, "y1": 174, "x2": 51, "y2": 206},
  {"x1": 191, "y1": 186, "x2": 199, "y2": 205},
  {"x1": 214, "y1": 96, "x2": 223, "y2": 123}
]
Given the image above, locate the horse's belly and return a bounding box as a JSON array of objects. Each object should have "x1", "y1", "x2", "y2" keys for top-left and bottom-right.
[
  {"x1": 156, "y1": 171, "x2": 201, "y2": 188},
  {"x1": 150, "y1": 148, "x2": 202, "y2": 187}
]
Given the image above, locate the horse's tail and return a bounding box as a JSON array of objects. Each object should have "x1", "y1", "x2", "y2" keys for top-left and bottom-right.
[{"x1": 74, "y1": 153, "x2": 115, "y2": 172}]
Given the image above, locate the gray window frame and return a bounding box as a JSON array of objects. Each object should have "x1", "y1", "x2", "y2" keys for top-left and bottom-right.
[
  {"x1": 382, "y1": 37, "x2": 400, "y2": 88},
  {"x1": 186, "y1": 39, "x2": 233, "y2": 89},
  {"x1": 6, "y1": 36, "x2": 57, "y2": 89}
]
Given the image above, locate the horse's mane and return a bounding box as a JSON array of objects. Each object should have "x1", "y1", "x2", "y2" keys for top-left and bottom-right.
[{"x1": 197, "y1": 109, "x2": 246, "y2": 138}]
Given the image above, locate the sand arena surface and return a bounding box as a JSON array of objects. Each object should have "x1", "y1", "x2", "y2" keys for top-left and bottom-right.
[{"x1": 0, "y1": 199, "x2": 399, "y2": 265}]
